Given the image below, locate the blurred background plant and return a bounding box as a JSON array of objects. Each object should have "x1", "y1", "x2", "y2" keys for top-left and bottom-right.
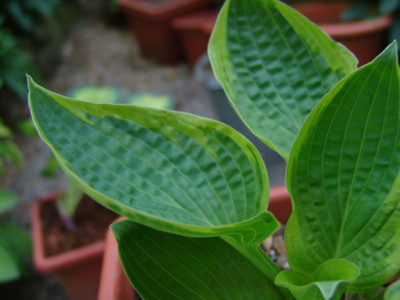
[
  {"x1": 0, "y1": 0, "x2": 80, "y2": 106},
  {"x1": 0, "y1": 119, "x2": 22, "y2": 199},
  {"x1": 0, "y1": 118, "x2": 31, "y2": 284},
  {"x1": 0, "y1": 21, "x2": 35, "y2": 99}
]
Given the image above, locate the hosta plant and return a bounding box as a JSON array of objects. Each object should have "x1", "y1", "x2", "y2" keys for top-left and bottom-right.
[{"x1": 28, "y1": 0, "x2": 400, "y2": 299}]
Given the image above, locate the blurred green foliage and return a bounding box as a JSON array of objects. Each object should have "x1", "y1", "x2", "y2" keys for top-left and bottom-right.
[
  {"x1": 0, "y1": 0, "x2": 66, "y2": 98},
  {"x1": 0, "y1": 119, "x2": 23, "y2": 174},
  {"x1": 0, "y1": 22, "x2": 35, "y2": 98},
  {"x1": 0, "y1": 0, "x2": 61, "y2": 33},
  {"x1": 0, "y1": 118, "x2": 31, "y2": 283}
]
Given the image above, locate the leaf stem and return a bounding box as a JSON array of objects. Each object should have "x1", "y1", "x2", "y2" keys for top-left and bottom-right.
[{"x1": 222, "y1": 236, "x2": 295, "y2": 300}]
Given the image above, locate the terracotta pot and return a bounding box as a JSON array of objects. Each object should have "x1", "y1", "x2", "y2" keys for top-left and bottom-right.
[
  {"x1": 31, "y1": 192, "x2": 113, "y2": 300},
  {"x1": 293, "y1": 2, "x2": 392, "y2": 66},
  {"x1": 268, "y1": 186, "x2": 292, "y2": 224},
  {"x1": 98, "y1": 217, "x2": 137, "y2": 300},
  {"x1": 172, "y1": 10, "x2": 218, "y2": 67},
  {"x1": 98, "y1": 187, "x2": 292, "y2": 300},
  {"x1": 119, "y1": 0, "x2": 212, "y2": 64}
]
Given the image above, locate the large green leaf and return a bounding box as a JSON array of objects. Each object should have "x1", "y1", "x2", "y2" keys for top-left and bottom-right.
[
  {"x1": 28, "y1": 77, "x2": 275, "y2": 236},
  {"x1": 28, "y1": 76, "x2": 284, "y2": 284},
  {"x1": 286, "y1": 43, "x2": 400, "y2": 292},
  {"x1": 112, "y1": 219, "x2": 285, "y2": 299},
  {"x1": 209, "y1": 0, "x2": 357, "y2": 160}
]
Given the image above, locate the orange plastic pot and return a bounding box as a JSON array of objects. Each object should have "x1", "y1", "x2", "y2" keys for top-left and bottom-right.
[
  {"x1": 119, "y1": 0, "x2": 212, "y2": 64},
  {"x1": 98, "y1": 186, "x2": 292, "y2": 300},
  {"x1": 31, "y1": 193, "x2": 107, "y2": 300},
  {"x1": 293, "y1": 2, "x2": 392, "y2": 66}
]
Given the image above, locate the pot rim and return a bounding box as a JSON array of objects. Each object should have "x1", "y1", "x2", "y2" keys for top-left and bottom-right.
[{"x1": 31, "y1": 192, "x2": 104, "y2": 273}]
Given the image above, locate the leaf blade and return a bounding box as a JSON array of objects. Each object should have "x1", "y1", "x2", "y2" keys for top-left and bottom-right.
[
  {"x1": 27, "y1": 76, "x2": 272, "y2": 238},
  {"x1": 209, "y1": 0, "x2": 357, "y2": 160},
  {"x1": 112, "y1": 219, "x2": 285, "y2": 300},
  {"x1": 286, "y1": 43, "x2": 400, "y2": 291}
]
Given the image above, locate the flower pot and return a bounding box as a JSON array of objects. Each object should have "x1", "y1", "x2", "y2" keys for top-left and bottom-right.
[
  {"x1": 293, "y1": 2, "x2": 392, "y2": 66},
  {"x1": 268, "y1": 186, "x2": 292, "y2": 224},
  {"x1": 98, "y1": 217, "x2": 138, "y2": 300},
  {"x1": 31, "y1": 192, "x2": 117, "y2": 300},
  {"x1": 119, "y1": 0, "x2": 212, "y2": 64},
  {"x1": 172, "y1": 10, "x2": 218, "y2": 67},
  {"x1": 98, "y1": 187, "x2": 291, "y2": 300}
]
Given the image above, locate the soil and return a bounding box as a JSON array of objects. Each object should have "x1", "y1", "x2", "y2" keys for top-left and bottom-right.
[
  {"x1": 262, "y1": 224, "x2": 289, "y2": 270},
  {"x1": 41, "y1": 195, "x2": 117, "y2": 256}
]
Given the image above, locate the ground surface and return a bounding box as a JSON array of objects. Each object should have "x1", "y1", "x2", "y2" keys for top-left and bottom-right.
[{"x1": 0, "y1": 2, "x2": 286, "y2": 298}]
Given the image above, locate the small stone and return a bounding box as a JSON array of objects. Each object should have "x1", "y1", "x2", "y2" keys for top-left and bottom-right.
[
  {"x1": 273, "y1": 235, "x2": 286, "y2": 255},
  {"x1": 262, "y1": 236, "x2": 273, "y2": 252}
]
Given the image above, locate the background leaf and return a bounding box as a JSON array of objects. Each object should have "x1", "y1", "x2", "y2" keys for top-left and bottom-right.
[
  {"x1": 286, "y1": 44, "x2": 400, "y2": 292},
  {"x1": 0, "y1": 223, "x2": 32, "y2": 282},
  {"x1": 0, "y1": 242, "x2": 20, "y2": 282},
  {"x1": 0, "y1": 188, "x2": 18, "y2": 213},
  {"x1": 112, "y1": 219, "x2": 285, "y2": 300},
  {"x1": 209, "y1": 0, "x2": 357, "y2": 160}
]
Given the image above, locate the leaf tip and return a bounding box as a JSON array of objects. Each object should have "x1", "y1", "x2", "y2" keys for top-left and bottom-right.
[
  {"x1": 26, "y1": 75, "x2": 36, "y2": 91},
  {"x1": 372, "y1": 41, "x2": 398, "y2": 66}
]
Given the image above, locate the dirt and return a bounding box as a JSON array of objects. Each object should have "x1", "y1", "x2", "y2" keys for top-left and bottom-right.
[
  {"x1": 41, "y1": 195, "x2": 117, "y2": 256},
  {"x1": 262, "y1": 224, "x2": 289, "y2": 270}
]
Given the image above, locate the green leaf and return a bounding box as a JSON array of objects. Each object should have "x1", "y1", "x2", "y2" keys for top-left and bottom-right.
[
  {"x1": 27, "y1": 76, "x2": 290, "y2": 286},
  {"x1": 286, "y1": 43, "x2": 400, "y2": 292},
  {"x1": 0, "y1": 188, "x2": 18, "y2": 213},
  {"x1": 112, "y1": 219, "x2": 285, "y2": 299},
  {"x1": 0, "y1": 119, "x2": 12, "y2": 138},
  {"x1": 385, "y1": 280, "x2": 400, "y2": 300},
  {"x1": 209, "y1": 0, "x2": 357, "y2": 160},
  {"x1": 276, "y1": 259, "x2": 359, "y2": 300},
  {"x1": 126, "y1": 93, "x2": 174, "y2": 110},
  {"x1": 67, "y1": 85, "x2": 121, "y2": 104},
  {"x1": 0, "y1": 223, "x2": 32, "y2": 282},
  {"x1": 0, "y1": 242, "x2": 20, "y2": 282},
  {"x1": 0, "y1": 140, "x2": 23, "y2": 172},
  {"x1": 17, "y1": 119, "x2": 38, "y2": 138},
  {"x1": 28, "y1": 76, "x2": 273, "y2": 237}
]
